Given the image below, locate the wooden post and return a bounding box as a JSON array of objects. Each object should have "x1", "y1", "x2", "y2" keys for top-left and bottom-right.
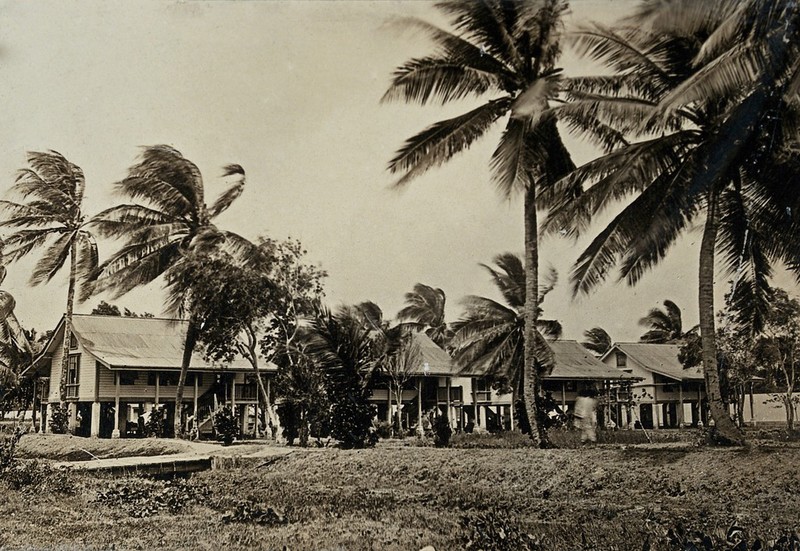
[
  {"x1": 697, "y1": 385, "x2": 703, "y2": 425},
  {"x1": 561, "y1": 382, "x2": 567, "y2": 409},
  {"x1": 678, "y1": 384, "x2": 685, "y2": 427},
  {"x1": 386, "y1": 381, "x2": 392, "y2": 424},
  {"x1": 31, "y1": 380, "x2": 37, "y2": 431},
  {"x1": 112, "y1": 372, "x2": 121, "y2": 439},
  {"x1": 193, "y1": 373, "x2": 199, "y2": 436},
  {"x1": 446, "y1": 378, "x2": 452, "y2": 428},
  {"x1": 652, "y1": 382, "x2": 659, "y2": 429},
  {"x1": 510, "y1": 395, "x2": 515, "y2": 431},
  {"x1": 231, "y1": 379, "x2": 237, "y2": 409},
  {"x1": 417, "y1": 377, "x2": 424, "y2": 437},
  {"x1": 155, "y1": 373, "x2": 160, "y2": 405},
  {"x1": 472, "y1": 378, "x2": 478, "y2": 428}
]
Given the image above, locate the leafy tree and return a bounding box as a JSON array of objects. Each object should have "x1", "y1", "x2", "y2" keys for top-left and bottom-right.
[
  {"x1": 91, "y1": 301, "x2": 121, "y2": 316},
  {"x1": 397, "y1": 284, "x2": 453, "y2": 348},
  {"x1": 581, "y1": 327, "x2": 612, "y2": 357},
  {"x1": 302, "y1": 306, "x2": 379, "y2": 449},
  {"x1": 451, "y1": 254, "x2": 561, "y2": 436},
  {"x1": 88, "y1": 145, "x2": 255, "y2": 437},
  {"x1": 639, "y1": 300, "x2": 696, "y2": 344},
  {"x1": 542, "y1": 1, "x2": 800, "y2": 444},
  {"x1": 0, "y1": 152, "x2": 97, "y2": 407},
  {"x1": 384, "y1": 0, "x2": 576, "y2": 446},
  {"x1": 274, "y1": 353, "x2": 328, "y2": 447}
]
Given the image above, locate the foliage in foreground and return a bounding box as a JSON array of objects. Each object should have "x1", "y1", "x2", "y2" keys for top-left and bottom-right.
[{"x1": 93, "y1": 477, "x2": 210, "y2": 518}]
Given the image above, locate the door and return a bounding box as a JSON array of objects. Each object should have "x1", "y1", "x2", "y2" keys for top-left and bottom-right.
[{"x1": 639, "y1": 403, "x2": 654, "y2": 429}]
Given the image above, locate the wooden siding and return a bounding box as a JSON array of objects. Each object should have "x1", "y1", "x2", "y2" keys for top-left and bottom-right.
[{"x1": 47, "y1": 330, "x2": 98, "y2": 403}]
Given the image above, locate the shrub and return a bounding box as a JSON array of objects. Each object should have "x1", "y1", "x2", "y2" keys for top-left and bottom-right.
[
  {"x1": 664, "y1": 523, "x2": 800, "y2": 551},
  {"x1": 373, "y1": 420, "x2": 393, "y2": 439},
  {"x1": 329, "y1": 399, "x2": 377, "y2": 449},
  {"x1": 222, "y1": 499, "x2": 287, "y2": 526},
  {"x1": 0, "y1": 425, "x2": 23, "y2": 472},
  {"x1": 94, "y1": 477, "x2": 210, "y2": 517},
  {"x1": 144, "y1": 407, "x2": 167, "y2": 438},
  {"x1": 213, "y1": 407, "x2": 239, "y2": 446},
  {"x1": 3, "y1": 460, "x2": 77, "y2": 495},
  {"x1": 49, "y1": 404, "x2": 70, "y2": 434},
  {"x1": 433, "y1": 415, "x2": 452, "y2": 448},
  {"x1": 462, "y1": 511, "x2": 542, "y2": 551}
]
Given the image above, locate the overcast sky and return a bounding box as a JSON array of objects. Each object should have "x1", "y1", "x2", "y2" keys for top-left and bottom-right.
[{"x1": 1, "y1": 0, "x2": 796, "y2": 344}]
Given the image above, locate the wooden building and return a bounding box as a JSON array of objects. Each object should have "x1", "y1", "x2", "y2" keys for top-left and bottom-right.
[{"x1": 25, "y1": 314, "x2": 276, "y2": 438}]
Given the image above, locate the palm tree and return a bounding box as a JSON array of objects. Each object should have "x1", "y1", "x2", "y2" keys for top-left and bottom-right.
[
  {"x1": 88, "y1": 145, "x2": 255, "y2": 437},
  {"x1": 397, "y1": 283, "x2": 453, "y2": 348},
  {"x1": 542, "y1": 1, "x2": 800, "y2": 444},
  {"x1": 0, "y1": 151, "x2": 97, "y2": 409},
  {"x1": 384, "y1": 0, "x2": 576, "y2": 445},
  {"x1": 451, "y1": 254, "x2": 561, "y2": 435},
  {"x1": 581, "y1": 327, "x2": 612, "y2": 357},
  {"x1": 638, "y1": 300, "x2": 697, "y2": 344}
]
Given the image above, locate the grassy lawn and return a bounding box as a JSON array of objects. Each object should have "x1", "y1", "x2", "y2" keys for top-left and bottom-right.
[
  {"x1": 15, "y1": 434, "x2": 195, "y2": 461},
  {"x1": 2, "y1": 439, "x2": 799, "y2": 550}
]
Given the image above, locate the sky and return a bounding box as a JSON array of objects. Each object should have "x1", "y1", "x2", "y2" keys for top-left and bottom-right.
[{"x1": 0, "y1": 0, "x2": 797, "y2": 344}]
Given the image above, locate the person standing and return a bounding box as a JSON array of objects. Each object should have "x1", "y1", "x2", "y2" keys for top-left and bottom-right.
[{"x1": 574, "y1": 388, "x2": 598, "y2": 444}]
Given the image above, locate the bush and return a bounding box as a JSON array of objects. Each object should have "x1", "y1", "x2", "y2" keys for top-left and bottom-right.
[
  {"x1": 94, "y1": 477, "x2": 210, "y2": 517},
  {"x1": 373, "y1": 420, "x2": 393, "y2": 440},
  {"x1": 0, "y1": 425, "x2": 23, "y2": 472},
  {"x1": 329, "y1": 399, "x2": 377, "y2": 449},
  {"x1": 222, "y1": 499, "x2": 287, "y2": 526},
  {"x1": 144, "y1": 407, "x2": 167, "y2": 438},
  {"x1": 2, "y1": 460, "x2": 77, "y2": 495},
  {"x1": 433, "y1": 415, "x2": 452, "y2": 448},
  {"x1": 213, "y1": 407, "x2": 239, "y2": 446},
  {"x1": 49, "y1": 404, "x2": 70, "y2": 434},
  {"x1": 664, "y1": 523, "x2": 800, "y2": 551},
  {"x1": 463, "y1": 511, "x2": 542, "y2": 550}
]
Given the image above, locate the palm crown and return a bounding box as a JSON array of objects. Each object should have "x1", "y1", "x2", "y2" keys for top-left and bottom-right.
[
  {"x1": 87, "y1": 145, "x2": 254, "y2": 313},
  {"x1": 450, "y1": 253, "x2": 561, "y2": 385}
]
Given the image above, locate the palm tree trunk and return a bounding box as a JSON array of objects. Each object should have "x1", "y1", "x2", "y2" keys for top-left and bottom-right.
[
  {"x1": 699, "y1": 192, "x2": 744, "y2": 445},
  {"x1": 522, "y1": 182, "x2": 544, "y2": 447},
  {"x1": 58, "y1": 241, "x2": 78, "y2": 410},
  {"x1": 174, "y1": 319, "x2": 199, "y2": 438}
]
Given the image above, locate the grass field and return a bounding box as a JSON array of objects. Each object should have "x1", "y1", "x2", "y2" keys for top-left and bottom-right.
[{"x1": 2, "y1": 437, "x2": 799, "y2": 550}]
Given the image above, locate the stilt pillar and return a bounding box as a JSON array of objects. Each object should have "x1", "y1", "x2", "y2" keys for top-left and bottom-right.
[
  {"x1": 112, "y1": 372, "x2": 121, "y2": 439},
  {"x1": 91, "y1": 401, "x2": 101, "y2": 438}
]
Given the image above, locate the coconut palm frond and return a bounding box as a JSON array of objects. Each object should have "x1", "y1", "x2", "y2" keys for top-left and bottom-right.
[
  {"x1": 209, "y1": 165, "x2": 246, "y2": 219},
  {"x1": 383, "y1": 55, "x2": 508, "y2": 105},
  {"x1": 388, "y1": 97, "x2": 512, "y2": 188},
  {"x1": 29, "y1": 232, "x2": 73, "y2": 286},
  {"x1": 479, "y1": 253, "x2": 526, "y2": 310},
  {"x1": 582, "y1": 327, "x2": 612, "y2": 356},
  {"x1": 89, "y1": 203, "x2": 182, "y2": 238},
  {"x1": 2, "y1": 229, "x2": 61, "y2": 264},
  {"x1": 0, "y1": 200, "x2": 62, "y2": 228}
]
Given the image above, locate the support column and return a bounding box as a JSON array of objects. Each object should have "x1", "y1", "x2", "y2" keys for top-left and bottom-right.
[
  {"x1": 155, "y1": 373, "x2": 160, "y2": 405},
  {"x1": 446, "y1": 378, "x2": 452, "y2": 427},
  {"x1": 240, "y1": 404, "x2": 247, "y2": 435},
  {"x1": 652, "y1": 384, "x2": 659, "y2": 429},
  {"x1": 91, "y1": 401, "x2": 101, "y2": 438},
  {"x1": 749, "y1": 381, "x2": 756, "y2": 426},
  {"x1": 231, "y1": 379, "x2": 237, "y2": 409},
  {"x1": 472, "y1": 378, "x2": 478, "y2": 429},
  {"x1": 193, "y1": 373, "x2": 199, "y2": 436},
  {"x1": 416, "y1": 377, "x2": 424, "y2": 437},
  {"x1": 112, "y1": 372, "x2": 121, "y2": 439},
  {"x1": 386, "y1": 382, "x2": 392, "y2": 424},
  {"x1": 561, "y1": 382, "x2": 567, "y2": 409},
  {"x1": 678, "y1": 384, "x2": 685, "y2": 427},
  {"x1": 697, "y1": 386, "x2": 704, "y2": 426},
  {"x1": 510, "y1": 398, "x2": 515, "y2": 431}
]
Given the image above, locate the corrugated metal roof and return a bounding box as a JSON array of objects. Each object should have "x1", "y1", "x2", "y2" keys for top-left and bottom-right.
[
  {"x1": 610, "y1": 343, "x2": 704, "y2": 381},
  {"x1": 70, "y1": 314, "x2": 271, "y2": 372},
  {"x1": 546, "y1": 340, "x2": 638, "y2": 381}
]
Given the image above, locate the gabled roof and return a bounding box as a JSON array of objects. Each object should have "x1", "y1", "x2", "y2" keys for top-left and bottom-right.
[
  {"x1": 604, "y1": 342, "x2": 704, "y2": 381},
  {"x1": 457, "y1": 339, "x2": 638, "y2": 381},
  {"x1": 28, "y1": 314, "x2": 273, "y2": 373},
  {"x1": 410, "y1": 331, "x2": 457, "y2": 376},
  {"x1": 546, "y1": 340, "x2": 639, "y2": 381}
]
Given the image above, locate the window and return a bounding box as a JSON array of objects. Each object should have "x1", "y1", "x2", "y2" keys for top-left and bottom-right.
[
  {"x1": 66, "y1": 354, "x2": 80, "y2": 398},
  {"x1": 616, "y1": 353, "x2": 627, "y2": 369},
  {"x1": 68, "y1": 332, "x2": 78, "y2": 350},
  {"x1": 120, "y1": 372, "x2": 138, "y2": 386},
  {"x1": 160, "y1": 372, "x2": 179, "y2": 386},
  {"x1": 147, "y1": 372, "x2": 158, "y2": 386},
  {"x1": 186, "y1": 373, "x2": 203, "y2": 386}
]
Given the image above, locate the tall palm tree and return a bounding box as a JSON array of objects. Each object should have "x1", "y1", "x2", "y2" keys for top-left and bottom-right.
[
  {"x1": 0, "y1": 151, "x2": 97, "y2": 408},
  {"x1": 639, "y1": 300, "x2": 697, "y2": 344},
  {"x1": 542, "y1": 0, "x2": 800, "y2": 444},
  {"x1": 451, "y1": 253, "x2": 561, "y2": 434},
  {"x1": 581, "y1": 327, "x2": 612, "y2": 357},
  {"x1": 396, "y1": 283, "x2": 453, "y2": 348},
  {"x1": 384, "y1": 0, "x2": 575, "y2": 445},
  {"x1": 88, "y1": 145, "x2": 255, "y2": 437}
]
